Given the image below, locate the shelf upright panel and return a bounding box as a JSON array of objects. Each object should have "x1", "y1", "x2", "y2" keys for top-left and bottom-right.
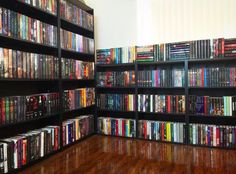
[
  {"x1": 184, "y1": 60, "x2": 189, "y2": 145},
  {"x1": 57, "y1": 0, "x2": 64, "y2": 149},
  {"x1": 93, "y1": 20, "x2": 98, "y2": 134},
  {"x1": 135, "y1": 61, "x2": 139, "y2": 138}
]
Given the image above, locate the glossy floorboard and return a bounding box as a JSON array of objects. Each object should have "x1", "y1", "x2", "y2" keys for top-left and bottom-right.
[{"x1": 19, "y1": 135, "x2": 236, "y2": 174}]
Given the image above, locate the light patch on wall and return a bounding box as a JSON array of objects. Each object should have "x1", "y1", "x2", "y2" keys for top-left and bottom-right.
[{"x1": 137, "y1": 0, "x2": 236, "y2": 45}]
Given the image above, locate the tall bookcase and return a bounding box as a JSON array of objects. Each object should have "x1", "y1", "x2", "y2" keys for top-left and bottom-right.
[
  {"x1": 0, "y1": 0, "x2": 95, "y2": 173},
  {"x1": 95, "y1": 46, "x2": 236, "y2": 150}
]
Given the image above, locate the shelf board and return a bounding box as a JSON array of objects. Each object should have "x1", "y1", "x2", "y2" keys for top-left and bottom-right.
[
  {"x1": 138, "y1": 113, "x2": 185, "y2": 122},
  {"x1": 96, "y1": 57, "x2": 236, "y2": 66},
  {"x1": 137, "y1": 60, "x2": 185, "y2": 65},
  {"x1": 0, "y1": 79, "x2": 59, "y2": 82},
  {"x1": 0, "y1": 34, "x2": 57, "y2": 48},
  {"x1": 97, "y1": 109, "x2": 135, "y2": 113},
  {"x1": 96, "y1": 86, "x2": 135, "y2": 89},
  {"x1": 138, "y1": 87, "x2": 185, "y2": 89},
  {"x1": 189, "y1": 114, "x2": 236, "y2": 126},
  {"x1": 61, "y1": 18, "x2": 94, "y2": 39},
  {"x1": 96, "y1": 63, "x2": 135, "y2": 67},
  {"x1": 63, "y1": 105, "x2": 95, "y2": 115},
  {"x1": 188, "y1": 57, "x2": 236, "y2": 63},
  {"x1": 189, "y1": 87, "x2": 236, "y2": 89},
  {"x1": 97, "y1": 110, "x2": 135, "y2": 119},
  {"x1": 62, "y1": 106, "x2": 95, "y2": 121},
  {"x1": 189, "y1": 115, "x2": 236, "y2": 126},
  {"x1": 97, "y1": 114, "x2": 136, "y2": 119},
  {"x1": 62, "y1": 79, "x2": 95, "y2": 82},
  {"x1": 0, "y1": 114, "x2": 59, "y2": 129},
  {"x1": 137, "y1": 57, "x2": 236, "y2": 65},
  {"x1": 138, "y1": 111, "x2": 185, "y2": 116},
  {"x1": 61, "y1": 48, "x2": 94, "y2": 60},
  {"x1": 62, "y1": 79, "x2": 95, "y2": 88},
  {"x1": 0, "y1": 34, "x2": 57, "y2": 55},
  {"x1": 189, "y1": 114, "x2": 236, "y2": 118}
]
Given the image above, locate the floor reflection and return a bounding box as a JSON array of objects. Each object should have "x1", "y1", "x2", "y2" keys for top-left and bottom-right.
[{"x1": 19, "y1": 135, "x2": 236, "y2": 174}]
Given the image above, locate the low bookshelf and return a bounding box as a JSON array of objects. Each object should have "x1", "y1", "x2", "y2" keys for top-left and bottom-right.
[{"x1": 95, "y1": 39, "x2": 236, "y2": 149}]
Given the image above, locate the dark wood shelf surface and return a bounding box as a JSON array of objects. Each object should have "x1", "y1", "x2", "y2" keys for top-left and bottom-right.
[
  {"x1": 138, "y1": 111, "x2": 185, "y2": 116},
  {"x1": 0, "y1": 113, "x2": 59, "y2": 129},
  {"x1": 63, "y1": 105, "x2": 96, "y2": 115},
  {"x1": 62, "y1": 79, "x2": 95, "y2": 82},
  {"x1": 98, "y1": 109, "x2": 135, "y2": 113},
  {"x1": 96, "y1": 86, "x2": 135, "y2": 89},
  {"x1": 0, "y1": 34, "x2": 57, "y2": 55},
  {"x1": 189, "y1": 86, "x2": 236, "y2": 89},
  {"x1": 138, "y1": 114, "x2": 186, "y2": 122},
  {"x1": 137, "y1": 60, "x2": 185, "y2": 65},
  {"x1": 61, "y1": 48, "x2": 94, "y2": 60},
  {"x1": 138, "y1": 87, "x2": 185, "y2": 89},
  {"x1": 0, "y1": 79, "x2": 59, "y2": 82},
  {"x1": 61, "y1": 18, "x2": 94, "y2": 39},
  {"x1": 96, "y1": 63, "x2": 135, "y2": 67},
  {"x1": 189, "y1": 114, "x2": 236, "y2": 118},
  {"x1": 188, "y1": 57, "x2": 236, "y2": 63}
]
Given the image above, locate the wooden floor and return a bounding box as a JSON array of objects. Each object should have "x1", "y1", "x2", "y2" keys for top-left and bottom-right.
[{"x1": 19, "y1": 135, "x2": 236, "y2": 174}]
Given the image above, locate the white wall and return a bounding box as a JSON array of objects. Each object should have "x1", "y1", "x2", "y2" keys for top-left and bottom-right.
[
  {"x1": 84, "y1": 0, "x2": 137, "y2": 49},
  {"x1": 137, "y1": 0, "x2": 236, "y2": 45},
  {"x1": 85, "y1": 0, "x2": 236, "y2": 48}
]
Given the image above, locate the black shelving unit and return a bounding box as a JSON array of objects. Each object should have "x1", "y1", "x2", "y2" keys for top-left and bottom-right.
[
  {"x1": 95, "y1": 57, "x2": 236, "y2": 149},
  {"x1": 0, "y1": 0, "x2": 95, "y2": 173}
]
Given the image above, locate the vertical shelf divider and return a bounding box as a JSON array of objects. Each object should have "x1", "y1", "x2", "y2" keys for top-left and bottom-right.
[
  {"x1": 135, "y1": 60, "x2": 139, "y2": 138},
  {"x1": 93, "y1": 9, "x2": 97, "y2": 134},
  {"x1": 57, "y1": 0, "x2": 64, "y2": 148},
  {"x1": 184, "y1": 60, "x2": 189, "y2": 145}
]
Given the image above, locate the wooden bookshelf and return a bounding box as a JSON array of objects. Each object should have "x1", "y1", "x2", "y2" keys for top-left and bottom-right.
[{"x1": 95, "y1": 48, "x2": 236, "y2": 149}]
